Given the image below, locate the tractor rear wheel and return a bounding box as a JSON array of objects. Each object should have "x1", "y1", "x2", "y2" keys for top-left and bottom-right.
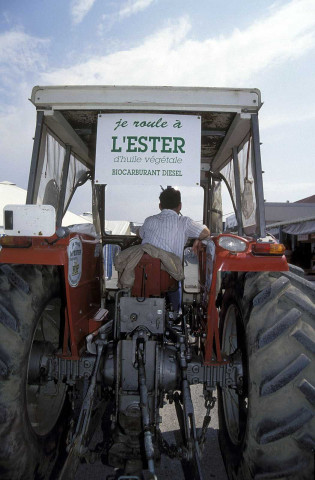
[
  {"x1": 218, "y1": 272, "x2": 315, "y2": 480},
  {"x1": 0, "y1": 264, "x2": 70, "y2": 480}
]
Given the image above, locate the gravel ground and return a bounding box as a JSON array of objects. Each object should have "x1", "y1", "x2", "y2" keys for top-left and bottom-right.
[{"x1": 75, "y1": 385, "x2": 228, "y2": 480}]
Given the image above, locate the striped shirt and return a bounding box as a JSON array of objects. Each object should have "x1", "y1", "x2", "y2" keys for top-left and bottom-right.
[{"x1": 139, "y1": 209, "x2": 206, "y2": 260}]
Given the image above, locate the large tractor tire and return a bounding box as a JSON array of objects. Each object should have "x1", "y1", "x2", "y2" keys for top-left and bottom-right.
[
  {"x1": 0, "y1": 264, "x2": 70, "y2": 480},
  {"x1": 218, "y1": 271, "x2": 315, "y2": 480}
]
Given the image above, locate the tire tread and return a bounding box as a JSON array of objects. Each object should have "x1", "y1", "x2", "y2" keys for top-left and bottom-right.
[
  {"x1": 257, "y1": 406, "x2": 313, "y2": 444},
  {"x1": 0, "y1": 264, "x2": 66, "y2": 480},
  {"x1": 254, "y1": 458, "x2": 309, "y2": 479},
  {"x1": 260, "y1": 354, "x2": 311, "y2": 396},
  {"x1": 0, "y1": 304, "x2": 18, "y2": 331},
  {"x1": 290, "y1": 320, "x2": 315, "y2": 354},
  {"x1": 258, "y1": 308, "x2": 301, "y2": 349},
  {"x1": 219, "y1": 271, "x2": 315, "y2": 480},
  {"x1": 298, "y1": 379, "x2": 315, "y2": 406},
  {"x1": 253, "y1": 277, "x2": 289, "y2": 308},
  {"x1": 0, "y1": 265, "x2": 30, "y2": 295}
]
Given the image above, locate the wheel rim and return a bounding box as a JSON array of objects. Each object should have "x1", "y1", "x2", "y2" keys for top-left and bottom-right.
[
  {"x1": 221, "y1": 303, "x2": 247, "y2": 446},
  {"x1": 26, "y1": 298, "x2": 66, "y2": 436}
]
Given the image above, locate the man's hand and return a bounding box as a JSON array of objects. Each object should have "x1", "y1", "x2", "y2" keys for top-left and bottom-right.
[
  {"x1": 192, "y1": 239, "x2": 203, "y2": 254},
  {"x1": 192, "y1": 227, "x2": 211, "y2": 254}
]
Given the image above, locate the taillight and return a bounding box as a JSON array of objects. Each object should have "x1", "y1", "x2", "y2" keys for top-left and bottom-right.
[
  {"x1": 252, "y1": 243, "x2": 285, "y2": 255},
  {"x1": 0, "y1": 236, "x2": 32, "y2": 248}
]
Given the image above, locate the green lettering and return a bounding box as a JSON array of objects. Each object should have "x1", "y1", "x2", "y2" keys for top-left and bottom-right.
[
  {"x1": 148, "y1": 136, "x2": 161, "y2": 153},
  {"x1": 173, "y1": 137, "x2": 185, "y2": 153},
  {"x1": 138, "y1": 136, "x2": 148, "y2": 152},
  {"x1": 173, "y1": 120, "x2": 182, "y2": 129},
  {"x1": 161, "y1": 137, "x2": 172, "y2": 153},
  {"x1": 114, "y1": 119, "x2": 128, "y2": 131},
  {"x1": 156, "y1": 118, "x2": 167, "y2": 128},
  {"x1": 126, "y1": 136, "x2": 137, "y2": 152},
  {"x1": 111, "y1": 136, "x2": 122, "y2": 152}
]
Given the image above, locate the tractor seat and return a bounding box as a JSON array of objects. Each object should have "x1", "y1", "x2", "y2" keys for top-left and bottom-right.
[{"x1": 131, "y1": 254, "x2": 178, "y2": 298}]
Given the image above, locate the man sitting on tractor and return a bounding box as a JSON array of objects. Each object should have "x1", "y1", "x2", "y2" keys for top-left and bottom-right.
[
  {"x1": 139, "y1": 187, "x2": 210, "y2": 309},
  {"x1": 139, "y1": 187, "x2": 210, "y2": 259}
]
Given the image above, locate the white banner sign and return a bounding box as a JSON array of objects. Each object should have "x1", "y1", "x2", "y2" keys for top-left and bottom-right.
[{"x1": 95, "y1": 113, "x2": 201, "y2": 185}]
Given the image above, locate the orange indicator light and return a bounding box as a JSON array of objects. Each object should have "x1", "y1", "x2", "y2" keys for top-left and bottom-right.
[{"x1": 252, "y1": 243, "x2": 286, "y2": 255}]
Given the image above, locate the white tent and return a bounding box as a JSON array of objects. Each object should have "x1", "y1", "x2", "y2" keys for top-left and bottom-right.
[
  {"x1": 0, "y1": 181, "x2": 132, "y2": 236},
  {"x1": 0, "y1": 181, "x2": 91, "y2": 233},
  {"x1": 81, "y1": 212, "x2": 132, "y2": 235},
  {"x1": 105, "y1": 220, "x2": 131, "y2": 235}
]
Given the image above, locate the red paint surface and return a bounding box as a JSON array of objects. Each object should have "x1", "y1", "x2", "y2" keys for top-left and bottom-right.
[
  {"x1": 201, "y1": 235, "x2": 289, "y2": 365},
  {"x1": 1, "y1": 232, "x2": 289, "y2": 364},
  {"x1": 0, "y1": 233, "x2": 102, "y2": 359}
]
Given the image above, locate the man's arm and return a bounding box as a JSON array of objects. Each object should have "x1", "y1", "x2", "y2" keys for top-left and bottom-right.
[
  {"x1": 198, "y1": 227, "x2": 210, "y2": 240},
  {"x1": 192, "y1": 227, "x2": 211, "y2": 254}
]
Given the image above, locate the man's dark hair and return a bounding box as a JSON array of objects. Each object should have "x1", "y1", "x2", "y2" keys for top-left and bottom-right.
[{"x1": 159, "y1": 187, "x2": 181, "y2": 209}]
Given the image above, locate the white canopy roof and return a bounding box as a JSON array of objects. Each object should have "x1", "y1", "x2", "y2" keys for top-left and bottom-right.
[
  {"x1": 225, "y1": 202, "x2": 315, "y2": 235},
  {"x1": 0, "y1": 181, "x2": 91, "y2": 232},
  {"x1": 105, "y1": 220, "x2": 131, "y2": 235},
  {"x1": 0, "y1": 181, "x2": 132, "y2": 236},
  {"x1": 283, "y1": 219, "x2": 315, "y2": 235},
  {"x1": 81, "y1": 212, "x2": 131, "y2": 235}
]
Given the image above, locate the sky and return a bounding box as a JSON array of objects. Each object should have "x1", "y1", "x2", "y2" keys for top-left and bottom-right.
[{"x1": 1, "y1": 0, "x2": 315, "y2": 221}]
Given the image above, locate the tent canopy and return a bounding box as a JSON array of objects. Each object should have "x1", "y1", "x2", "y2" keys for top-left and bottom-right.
[{"x1": 0, "y1": 181, "x2": 90, "y2": 232}]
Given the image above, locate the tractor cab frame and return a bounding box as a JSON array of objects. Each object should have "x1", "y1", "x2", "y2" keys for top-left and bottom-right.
[{"x1": 26, "y1": 86, "x2": 265, "y2": 239}]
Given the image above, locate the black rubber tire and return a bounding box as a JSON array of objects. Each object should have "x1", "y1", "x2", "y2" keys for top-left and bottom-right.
[
  {"x1": 0, "y1": 264, "x2": 70, "y2": 480},
  {"x1": 218, "y1": 271, "x2": 315, "y2": 480}
]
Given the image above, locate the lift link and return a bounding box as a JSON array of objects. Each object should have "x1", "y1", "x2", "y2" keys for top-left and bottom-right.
[
  {"x1": 157, "y1": 428, "x2": 183, "y2": 460},
  {"x1": 137, "y1": 342, "x2": 157, "y2": 480},
  {"x1": 198, "y1": 393, "x2": 216, "y2": 449},
  {"x1": 58, "y1": 324, "x2": 112, "y2": 480},
  {"x1": 171, "y1": 327, "x2": 204, "y2": 480}
]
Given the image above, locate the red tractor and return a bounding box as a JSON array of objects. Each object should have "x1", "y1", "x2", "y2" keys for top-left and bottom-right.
[{"x1": 0, "y1": 86, "x2": 314, "y2": 480}]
